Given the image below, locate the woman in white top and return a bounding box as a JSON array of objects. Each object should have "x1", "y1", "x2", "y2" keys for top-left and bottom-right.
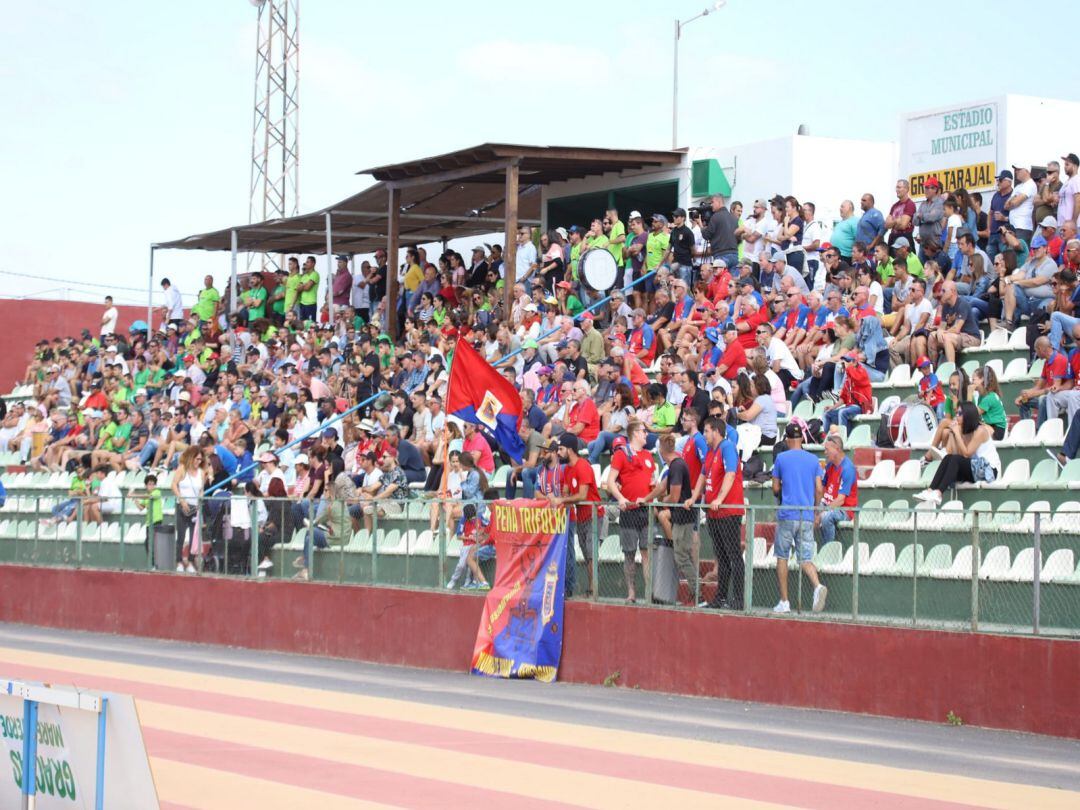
[
  {"x1": 171, "y1": 445, "x2": 206, "y2": 572},
  {"x1": 914, "y1": 402, "x2": 1000, "y2": 504}
]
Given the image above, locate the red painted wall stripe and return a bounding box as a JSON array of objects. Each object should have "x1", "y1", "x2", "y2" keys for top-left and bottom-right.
[{"x1": 0, "y1": 566, "x2": 1076, "y2": 739}]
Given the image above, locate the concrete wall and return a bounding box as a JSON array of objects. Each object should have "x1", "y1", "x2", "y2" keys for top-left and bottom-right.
[
  {"x1": 2, "y1": 565, "x2": 1077, "y2": 739},
  {"x1": 0, "y1": 299, "x2": 147, "y2": 396}
]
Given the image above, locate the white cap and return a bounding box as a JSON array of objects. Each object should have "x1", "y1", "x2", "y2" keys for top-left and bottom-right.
[
  {"x1": 629, "y1": 210, "x2": 643, "y2": 220},
  {"x1": 555, "y1": 226, "x2": 568, "y2": 240},
  {"x1": 1040, "y1": 215, "x2": 1059, "y2": 229},
  {"x1": 294, "y1": 453, "x2": 309, "y2": 466}
]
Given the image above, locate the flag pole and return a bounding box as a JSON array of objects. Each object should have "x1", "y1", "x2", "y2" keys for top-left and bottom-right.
[{"x1": 438, "y1": 347, "x2": 455, "y2": 497}]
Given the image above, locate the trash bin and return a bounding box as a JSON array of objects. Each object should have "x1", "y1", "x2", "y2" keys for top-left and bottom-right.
[
  {"x1": 152, "y1": 524, "x2": 175, "y2": 570},
  {"x1": 650, "y1": 536, "x2": 679, "y2": 604}
]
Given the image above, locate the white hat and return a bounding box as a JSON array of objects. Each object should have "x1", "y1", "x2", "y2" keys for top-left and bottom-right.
[
  {"x1": 294, "y1": 453, "x2": 310, "y2": 466},
  {"x1": 135, "y1": 388, "x2": 147, "y2": 397},
  {"x1": 106, "y1": 346, "x2": 118, "y2": 353},
  {"x1": 629, "y1": 210, "x2": 643, "y2": 220},
  {"x1": 524, "y1": 303, "x2": 538, "y2": 313},
  {"x1": 1040, "y1": 215, "x2": 1059, "y2": 229},
  {"x1": 555, "y1": 226, "x2": 568, "y2": 240},
  {"x1": 177, "y1": 391, "x2": 191, "y2": 402}
]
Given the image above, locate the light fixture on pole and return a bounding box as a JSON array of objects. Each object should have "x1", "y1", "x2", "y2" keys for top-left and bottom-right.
[{"x1": 672, "y1": 0, "x2": 726, "y2": 149}]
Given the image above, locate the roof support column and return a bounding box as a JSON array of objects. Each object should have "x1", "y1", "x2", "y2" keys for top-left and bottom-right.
[
  {"x1": 386, "y1": 186, "x2": 401, "y2": 338},
  {"x1": 229, "y1": 229, "x2": 238, "y2": 347},
  {"x1": 147, "y1": 246, "x2": 155, "y2": 342},
  {"x1": 325, "y1": 212, "x2": 334, "y2": 326},
  {"x1": 503, "y1": 158, "x2": 520, "y2": 314}
]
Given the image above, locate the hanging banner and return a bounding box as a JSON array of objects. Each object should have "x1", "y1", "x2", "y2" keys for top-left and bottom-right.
[{"x1": 470, "y1": 500, "x2": 568, "y2": 683}]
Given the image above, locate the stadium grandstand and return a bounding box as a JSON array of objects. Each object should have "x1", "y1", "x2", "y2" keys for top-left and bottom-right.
[{"x1": 3, "y1": 161, "x2": 1080, "y2": 636}]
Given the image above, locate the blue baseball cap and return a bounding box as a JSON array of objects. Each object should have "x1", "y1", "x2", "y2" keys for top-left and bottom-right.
[
  {"x1": 1032, "y1": 233, "x2": 1049, "y2": 249},
  {"x1": 704, "y1": 327, "x2": 720, "y2": 344}
]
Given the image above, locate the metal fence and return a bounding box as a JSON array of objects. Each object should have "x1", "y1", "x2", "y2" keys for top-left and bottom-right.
[{"x1": 1, "y1": 490, "x2": 1078, "y2": 638}]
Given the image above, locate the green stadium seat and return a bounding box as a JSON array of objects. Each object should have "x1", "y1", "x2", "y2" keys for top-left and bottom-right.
[
  {"x1": 864, "y1": 542, "x2": 895, "y2": 574},
  {"x1": 1008, "y1": 327, "x2": 1029, "y2": 350},
  {"x1": 847, "y1": 425, "x2": 872, "y2": 448},
  {"x1": 919, "y1": 543, "x2": 953, "y2": 576},
  {"x1": 1029, "y1": 460, "x2": 1060, "y2": 486},
  {"x1": 1002, "y1": 357, "x2": 1029, "y2": 381},
  {"x1": 1042, "y1": 549, "x2": 1076, "y2": 582},
  {"x1": 978, "y1": 545, "x2": 1011, "y2": 580},
  {"x1": 864, "y1": 461, "x2": 896, "y2": 487},
  {"x1": 933, "y1": 544, "x2": 977, "y2": 579},
  {"x1": 889, "y1": 543, "x2": 924, "y2": 576},
  {"x1": 490, "y1": 465, "x2": 510, "y2": 487},
  {"x1": 1056, "y1": 461, "x2": 1080, "y2": 489},
  {"x1": 1037, "y1": 419, "x2": 1065, "y2": 446},
  {"x1": 814, "y1": 541, "x2": 843, "y2": 569},
  {"x1": 1002, "y1": 548, "x2": 1038, "y2": 582}
]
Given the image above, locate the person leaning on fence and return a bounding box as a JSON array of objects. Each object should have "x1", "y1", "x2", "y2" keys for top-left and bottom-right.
[
  {"x1": 819, "y1": 435, "x2": 857, "y2": 545},
  {"x1": 914, "y1": 402, "x2": 1002, "y2": 505},
  {"x1": 545, "y1": 433, "x2": 600, "y2": 598},
  {"x1": 684, "y1": 416, "x2": 744, "y2": 610},
  {"x1": 771, "y1": 421, "x2": 828, "y2": 614},
  {"x1": 606, "y1": 420, "x2": 656, "y2": 604},
  {"x1": 648, "y1": 433, "x2": 698, "y2": 605}
]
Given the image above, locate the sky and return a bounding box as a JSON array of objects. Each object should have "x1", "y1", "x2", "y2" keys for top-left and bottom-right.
[{"x1": 3, "y1": 0, "x2": 1077, "y2": 308}]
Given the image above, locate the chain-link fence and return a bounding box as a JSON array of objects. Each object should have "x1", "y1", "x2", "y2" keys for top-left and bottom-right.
[{"x1": 1, "y1": 488, "x2": 1077, "y2": 637}]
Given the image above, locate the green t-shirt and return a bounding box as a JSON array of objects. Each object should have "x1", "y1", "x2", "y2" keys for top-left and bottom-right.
[
  {"x1": 565, "y1": 295, "x2": 584, "y2": 317},
  {"x1": 285, "y1": 273, "x2": 303, "y2": 311},
  {"x1": 192, "y1": 287, "x2": 220, "y2": 321},
  {"x1": 650, "y1": 400, "x2": 677, "y2": 432},
  {"x1": 608, "y1": 220, "x2": 626, "y2": 267},
  {"x1": 586, "y1": 235, "x2": 609, "y2": 254},
  {"x1": 134, "y1": 368, "x2": 151, "y2": 387},
  {"x1": 569, "y1": 242, "x2": 583, "y2": 282},
  {"x1": 144, "y1": 488, "x2": 163, "y2": 527},
  {"x1": 271, "y1": 283, "x2": 286, "y2": 315},
  {"x1": 976, "y1": 390, "x2": 1007, "y2": 430},
  {"x1": 646, "y1": 231, "x2": 670, "y2": 271},
  {"x1": 183, "y1": 328, "x2": 201, "y2": 348},
  {"x1": 299, "y1": 270, "x2": 320, "y2": 306},
  {"x1": 244, "y1": 286, "x2": 268, "y2": 320}
]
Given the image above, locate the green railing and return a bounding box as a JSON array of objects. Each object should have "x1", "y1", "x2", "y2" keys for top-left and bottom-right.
[{"x1": 1, "y1": 492, "x2": 1078, "y2": 637}]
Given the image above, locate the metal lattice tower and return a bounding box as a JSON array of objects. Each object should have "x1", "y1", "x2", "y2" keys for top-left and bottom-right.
[{"x1": 248, "y1": 0, "x2": 299, "y2": 272}]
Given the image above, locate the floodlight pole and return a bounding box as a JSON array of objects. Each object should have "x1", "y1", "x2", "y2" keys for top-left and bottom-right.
[{"x1": 673, "y1": 2, "x2": 726, "y2": 149}]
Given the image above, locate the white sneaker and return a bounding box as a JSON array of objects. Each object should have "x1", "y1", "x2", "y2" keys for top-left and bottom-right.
[
  {"x1": 773, "y1": 600, "x2": 791, "y2": 613},
  {"x1": 257, "y1": 558, "x2": 273, "y2": 571},
  {"x1": 257, "y1": 571, "x2": 267, "y2": 578},
  {"x1": 184, "y1": 562, "x2": 196, "y2": 573},
  {"x1": 927, "y1": 445, "x2": 945, "y2": 461},
  {"x1": 175, "y1": 563, "x2": 184, "y2": 573},
  {"x1": 913, "y1": 488, "x2": 941, "y2": 504},
  {"x1": 812, "y1": 584, "x2": 828, "y2": 613}
]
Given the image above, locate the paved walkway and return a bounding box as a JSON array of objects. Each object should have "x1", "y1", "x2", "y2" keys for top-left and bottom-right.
[{"x1": 0, "y1": 623, "x2": 1076, "y2": 808}]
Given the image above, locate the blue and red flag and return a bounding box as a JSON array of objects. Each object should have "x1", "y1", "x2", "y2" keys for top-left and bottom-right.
[{"x1": 446, "y1": 338, "x2": 526, "y2": 463}]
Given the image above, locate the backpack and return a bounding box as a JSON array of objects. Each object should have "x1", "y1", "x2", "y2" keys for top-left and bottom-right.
[{"x1": 804, "y1": 418, "x2": 825, "y2": 445}]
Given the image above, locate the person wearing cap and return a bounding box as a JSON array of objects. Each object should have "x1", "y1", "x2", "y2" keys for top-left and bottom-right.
[
  {"x1": 1005, "y1": 165, "x2": 1037, "y2": 244},
  {"x1": 544, "y1": 433, "x2": 600, "y2": 597},
  {"x1": 624, "y1": 213, "x2": 649, "y2": 307},
  {"x1": 603, "y1": 208, "x2": 626, "y2": 284},
  {"x1": 644, "y1": 213, "x2": 670, "y2": 285},
  {"x1": 771, "y1": 420, "x2": 828, "y2": 614},
  {"x1": 912, "y1": 177, "x2": 945, "y2": 260},
  {"x1": 1036, "y1": 215, "x2": 1064, "y2": 262},
  {"x1": 1002, "y1": 231, "x2": 1057, "y2": 329},
  {"x1": 822, "y1": 349, "x2": 872, "y2": 436},
  {"x1": 712, "y1": 323, "x2": 747, "y2": 381},
  {"x1": 986, "y1": 169, "x2": 1016, "y2": 260},
  {"x1": 662, "y1": 208, "x2": 694, "y2": 284}
]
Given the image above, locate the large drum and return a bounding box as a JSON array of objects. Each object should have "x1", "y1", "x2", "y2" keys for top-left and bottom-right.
[
  {"x1": 884, "y1": 402, "x2": 939, "y2": 447},
  {"x1": 580, "y1": 248, "x2": 618, "y2": 292}
]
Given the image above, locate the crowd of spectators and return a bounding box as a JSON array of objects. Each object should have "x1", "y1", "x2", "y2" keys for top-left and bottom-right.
[{"x1": 7, "y1": 155, "x2": 1080, "y2": 603}]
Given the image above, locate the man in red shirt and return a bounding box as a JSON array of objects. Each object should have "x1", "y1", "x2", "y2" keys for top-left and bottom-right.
[
  {"x1": 702, "y1": 262, "x2": 730, "y2": 302},
  {"x1": 566, "y1": 379, "x2": 600, "y2": 443},
  {"x1": 714, "y1": 324, "x2": 748, "y2": 381},
  {"x1": 685, "y1": 415, "x2": 744, "y2": 609},
  {"x1": 734, "y1": 298, "x2": 769, "y2": 351},
  {"x1": 1017, "y1": 336, "x2": 1070, "y2": 421},
  {"x1": 548, "y1": 433, "x2": 601, "y2": 597},
  {"x1": 885, "y1": 179, "x2": 916, "y2": 248},
  {"x1": 607, "y1": 420, "x2": 656, "y2": 603}
]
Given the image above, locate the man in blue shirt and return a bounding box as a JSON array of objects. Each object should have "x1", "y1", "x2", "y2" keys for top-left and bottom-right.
[
  {"x1": 771, "y1": 422, "x2": 827, "y2": 614},
  {"x1": 988, "y1": 171, "x2": 1013, "y2": 260},
  {"x1": 856, "y1": 193, "x2": 885, "y2": 251},
  {"x1": 831, "y1": 200, "x2": 860, "y2": 261}
]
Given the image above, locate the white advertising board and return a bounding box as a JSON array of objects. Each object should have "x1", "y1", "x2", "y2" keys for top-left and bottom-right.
[
  {"x1": 0, "y1": 683, "x2": 158, "y2": 809},
  {"x1": 902, "y1": 101, "x2": 1000, "y2": 195}
]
